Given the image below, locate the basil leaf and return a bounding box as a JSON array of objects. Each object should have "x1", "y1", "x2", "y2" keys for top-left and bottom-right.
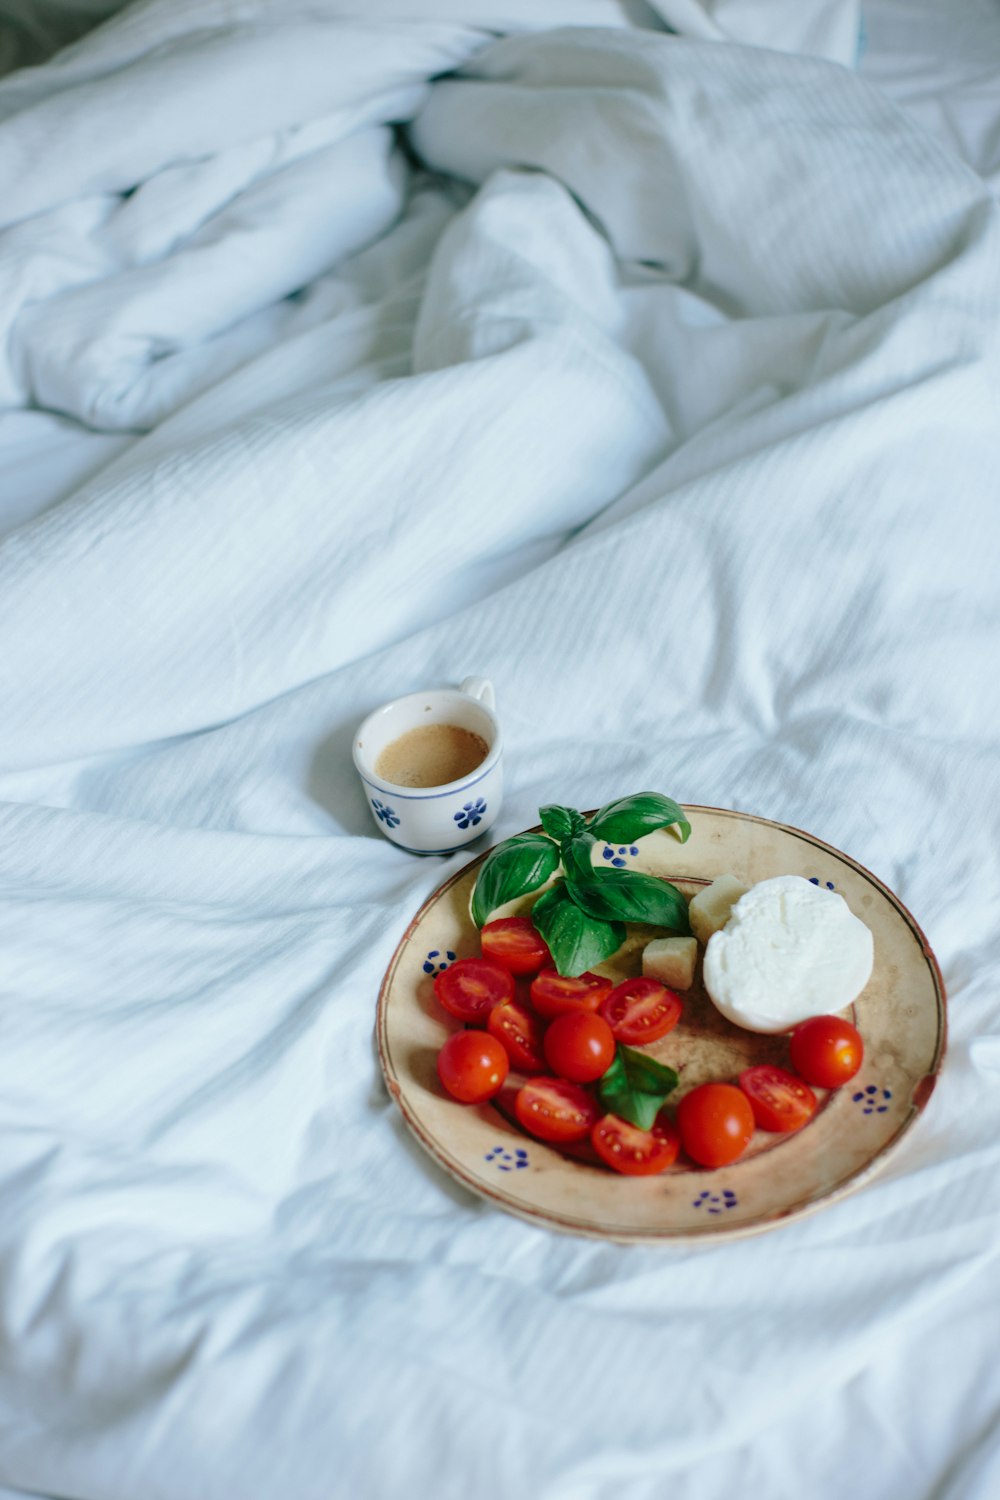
[
  {"x1": 590, "y1": 792, "x2": 691, "y2": 846},
  {"x1": 530, "y1": 881, "x2": 625, "y2": 977},
  {"x1": 471, "y1": 833, "x2": 559, "y2": 928},
  {"x1": 561, "y1": 831, "x2": 597, "y2": 886},
  {"x1": 539, "y1": 805, "x2": 587, "y2": 843},
  {"x1": 598, "y1": 1045, "x2": 679, "y2": 1131},
  {"x1": 566, "y1": 868, "x2": 691, "y2": 933}
]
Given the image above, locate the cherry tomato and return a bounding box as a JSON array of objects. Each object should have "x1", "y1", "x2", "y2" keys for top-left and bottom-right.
[
  {"x1": 677, "y1": 1082, "x2": 754, "y2": 1168},
  {"x1": 600, "y1": 977, "x2": 683, "y2": 1045},
  {"x1": 790, "y1": 1015, "x2": 864, "y2": 1088},
  {"x1": 487, "y1": 995, "x2": 546, "y2": 1072},
  {"x1": 529, "y1": 968, "x2": 613, "y2": 1020},
  {"x1": 481, "y1": 917, "x2": 552, "y2": 977},
  {"x1": 738, "y1": 1065, "x2": 817, "y2": 1133},
  {"x1": 514, "y1": 1077, "x2": 599, "y2": 1143},
  {"x1": 543, "y1": 1012, "x2": 615, "y2": 1083},
  {"x1": 437, "y1": 1031, "x2": 509, "y2": 1104},
  {"x1": 591, "y1": 1113, "x2": 680, "y2": 1176},
  {"x1": 434, "y1": 958, "x2": 514, "y2": 1024}
]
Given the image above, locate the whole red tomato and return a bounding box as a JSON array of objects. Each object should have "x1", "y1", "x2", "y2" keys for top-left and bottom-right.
[
  {"x1": 437, "y1": 1031, "x2": 509, "y2": 1104},
  {"x1": 677, "y1": 1083, "x2": 754, "y2": 1168}
]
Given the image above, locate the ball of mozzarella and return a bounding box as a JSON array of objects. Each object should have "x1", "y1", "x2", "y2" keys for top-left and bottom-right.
[{"x1": 702, "y1": 874, "x2": 873, "y2": 1034}]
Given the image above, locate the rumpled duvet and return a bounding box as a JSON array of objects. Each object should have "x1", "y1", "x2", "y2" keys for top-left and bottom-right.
[{"x1": 0, "y1": 3, "x2": 998, "y2": 1498}]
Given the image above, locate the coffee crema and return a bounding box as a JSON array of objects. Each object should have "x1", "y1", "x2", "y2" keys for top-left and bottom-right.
[{"x1": 375, "y1": 723, "x2": 489, "y2": 789}]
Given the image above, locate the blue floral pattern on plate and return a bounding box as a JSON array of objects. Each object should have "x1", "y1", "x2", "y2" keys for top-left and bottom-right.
[
  {"x1": 371, "y1": 798, "x2": 400, "y2": 829},
  {"x1": 422, "y1": 949, "x2": 457, "y2": 976},
  {"x1": 692, "y1": 1188, "x2": 737, "y2": 1214},
  {"x1": 853, "y1": 1085, "x2": 892, "y2": 1114},
  {"x1": 454, "y1": 797, "x2": 487, "y2": 830},
  {"x1": 809, "y1": 877, "x2": 835, "y2": 890},
  {"x1": 602, "y1": 844, "x2": 639, "y2": 867},
  {"x1": 485, "y1": 1146, "x2": 529, "y2": 1172}
]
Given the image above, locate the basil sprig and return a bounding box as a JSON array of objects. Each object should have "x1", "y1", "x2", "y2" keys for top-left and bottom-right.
[
  {"x1": 598, "y1": 1044, "x2": 679, "y2": 1131},
  {"x1": 591, "y1": 792, "x2": 691, "y2": 846},
  {"x1": 539, "y1": 804, "x2": 587, "y2": 842},
  {"x1": 470, "y1": 832, "x2": 560, "y2": 929},
  {"x1": 470, "y1": 792, "x2": 691, "y2": 976},
  {"x1": 530, "y1": 882, "x2": 626, "y2": 976}
]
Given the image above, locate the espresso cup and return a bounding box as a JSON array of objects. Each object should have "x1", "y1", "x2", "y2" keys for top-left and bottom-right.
[{"x1": 352, "y1": 677, "x2": 502, "y2": 854}]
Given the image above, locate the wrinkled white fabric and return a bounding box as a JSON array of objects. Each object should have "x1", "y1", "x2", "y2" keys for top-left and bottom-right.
[
  {"x1": 650, "y1": 0, "x2": 861, "y2": 63},
  {"x1": 0, "y1": 0, "x2": 860, "y2": 430},
  {"x1": 861, "y1": 0, "x2": 1000, "y2": 197},
  {"x1": 1, "y1": 5, "x2": 999, "y2": 1500}
]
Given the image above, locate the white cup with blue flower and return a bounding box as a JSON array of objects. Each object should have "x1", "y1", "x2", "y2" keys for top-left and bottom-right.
[{"x1": 352, "y1": 678, "x2": 503, "y2": 854}]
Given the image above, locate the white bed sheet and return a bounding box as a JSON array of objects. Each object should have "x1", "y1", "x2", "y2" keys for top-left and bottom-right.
[
  {"x1": 0, "y1": 6, "x2": 998, "y2": 1500},
  {"x1": 862, "y1": 0, "x2": 1000, "y2": 195}
]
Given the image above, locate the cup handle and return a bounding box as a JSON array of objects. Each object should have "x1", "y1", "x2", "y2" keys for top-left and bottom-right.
[{"x1": 459, "y1": 676, "x2": 496, "y2": 711}]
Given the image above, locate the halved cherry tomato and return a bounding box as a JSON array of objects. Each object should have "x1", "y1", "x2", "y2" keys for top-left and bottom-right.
[
  {"x1": 543, "y1": 1012, "x2": 615, "y2": 1083},
  {"x1": 434, "y1": 958, "x2": 514, "y2": 1024},
  {"x1": 790, "y1": 1015, "x2": 863, "y2": 1088},
  {"x1": 529, "y1": 968, "x2": 613, "y2": 1020},
  {"x1": 738, "y1": 1064, "x2": 817, "y2": 1133},
  {"x1": 514, "y1": 1077, "x2": 599, "y2": 1143},
  {"x1": 600, "y1": 977, "x2": 683, "y2": 1045},
  {"x1": 437, "y1": 1031, "x2": 509, "y2": 1104},
  {"x1": 487, "y1": 995, "x2": 546, "y2": 1072},
  {"x1": 591, "y1": 1112, "x2": 680, "y2": 1176},
  {"x1": 677, "y1": 1082, "x2": 754, "y2": 1167},
  {"x1": 481, "y1": 917, "x2": 552, "y2": 977}
]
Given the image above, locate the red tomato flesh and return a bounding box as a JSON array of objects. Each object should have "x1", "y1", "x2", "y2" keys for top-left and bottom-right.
[
  {"x1": 789, "y1": 1015, "x2": 864, "y2": 1089},
  {"x1": 487, "y1": 996, "x2": 546, "y2": 1072},
  {"x1": 437, "y1": 1031, "x2": 509, "y2": 1104},
  {"x1": 543, "y1": 1011, "x2": 615, "y2": 1084},
  {"x1": 591, "y1": 1113, "x2": 680, "y2": 1176},
  {"x1": 600, "y1": 977, "x2": 683, "y2": 1045},
  {"x1": 434, "y1": 958, "x2": 514, "y2": 1023},
  {"x1": 514, "y1": 1077, "x2": 599, "y2": 1143},
  {"x1": 738, "y1": 1065, "x2": 817, "y2": 1133},
  {"x1": 529, "y1": 968, "x2": 613, "y2": 1020},
  {"x1": 677, "y1": 1082, "x2": 754, "y2": 1168},
  {"x1": 481, "y1": 917, "x2": 552, "y2": 977}
]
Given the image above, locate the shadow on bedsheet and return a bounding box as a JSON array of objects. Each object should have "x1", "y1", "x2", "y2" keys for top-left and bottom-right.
[{"x1": 308, "y1": 719, "x2": 378, "y2": 837}]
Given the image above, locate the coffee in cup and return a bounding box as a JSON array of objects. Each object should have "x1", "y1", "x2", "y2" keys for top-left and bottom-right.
[{"x1": 375, "y1": 723, "x2": 489, "y2": 789}]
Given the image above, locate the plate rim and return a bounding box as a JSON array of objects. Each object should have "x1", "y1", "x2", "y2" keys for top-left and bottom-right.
[{"x1": 376, "y1": 804, "x2": 948, "y2": 1243}]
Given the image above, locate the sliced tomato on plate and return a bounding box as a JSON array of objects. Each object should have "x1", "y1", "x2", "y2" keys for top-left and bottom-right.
[
  {"x1": 481, "y1": 917, "x2": 552, "y2": 977},
  {"x1": 487, "y1": 994, "x2": 546, "y2": 1072},
  {"x1": 599, "y1": 977, "x2": 683, "y2": 1044},
  {"x1": 738, "y1": 1064, "x2": 817, "y2": 1133},
  {"x1": 434, "y1": 958, "x2": 514, "y2": 1024},
  {"x1": 529, "y1": 967, "x2": 613, "y2": 1020},
  {"x1": 514, "y1": 1077, "x2": 599, "y2": 1143},
  {"x1": 591, "y1": 1113, "x2": 680, "y2": 1176}
]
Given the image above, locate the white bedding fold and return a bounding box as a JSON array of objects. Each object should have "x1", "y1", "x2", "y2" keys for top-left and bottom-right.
[{"x1": 0, "y1": 0, "x2": 861, "y2": 431}]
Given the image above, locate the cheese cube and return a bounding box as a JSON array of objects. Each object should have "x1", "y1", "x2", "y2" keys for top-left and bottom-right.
[
  {"x1": 688, "y1": 874, "x2": 749, "y2": 946},
  {"x1": 642, "y1": 936, "x2": 698, "y2": 991}
]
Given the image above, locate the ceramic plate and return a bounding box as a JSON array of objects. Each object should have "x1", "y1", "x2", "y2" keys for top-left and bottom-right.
[{"x1": 376, "y1": 806, "x2": 946, "y2": 1242}]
